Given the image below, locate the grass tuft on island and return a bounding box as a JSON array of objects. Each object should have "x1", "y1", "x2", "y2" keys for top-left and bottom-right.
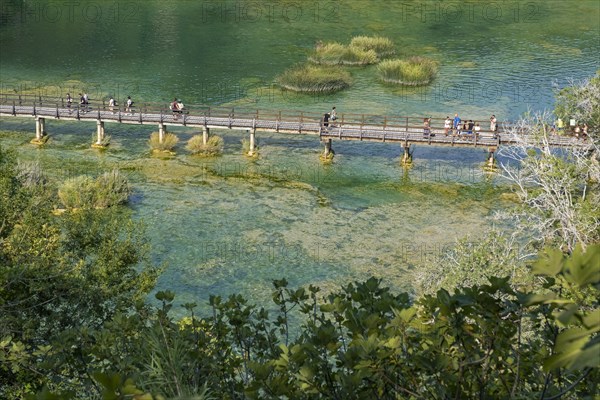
[
  {"x1": 277, "y1": 64, "x2": 352, "y2": 93},
  {"x1": 148, "y1": 132, "x2": 178, "y2": 152},
  {"x1": 350, "y1": 36, "x2": 395, "y2": 57},
  {"x1": 377, "y1": 57, "x2": 439, "y2": 86},
  {"x1": 309, "y1": 42, "x2": 378, "y2": 66},
  {"x1": 186, "y1": 135, "x2": 224, "y2": 156}
]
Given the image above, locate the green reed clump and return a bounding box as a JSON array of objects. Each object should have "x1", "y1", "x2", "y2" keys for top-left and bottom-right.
[
  {"x1": 309, "y1": 42, "x2": 378, "y2": 65},
  {"x1": 350, "y1": 36, "x2": 395, "y2": 57},
  {"x1": 94, "y1": 170, "x2": 131, "y2": 208},
  {"x1": 277, "y1": 64, "x2": 352, "y2": 93},
  {"x1": 148, "y1": 132, "x2": 179, "y2": 152},
  {"x1": 377, "y1": 57, "x2": 439, "y2": 85},
  {"x1": 58, "y1": 170, "x2": 130, "y2": 209},
  {"x1": 186, "y1": 135, "x2": 224, "y2": 156}
]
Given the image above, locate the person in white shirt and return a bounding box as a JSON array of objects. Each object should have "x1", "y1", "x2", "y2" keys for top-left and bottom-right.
[{"x1": 490, "y1": 115, "x2": 497, "y2": 132}]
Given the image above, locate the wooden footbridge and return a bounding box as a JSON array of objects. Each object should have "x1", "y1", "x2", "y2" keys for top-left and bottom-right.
[{"x1": 0, "y1": 93, "x2": 586, "y2": 166}]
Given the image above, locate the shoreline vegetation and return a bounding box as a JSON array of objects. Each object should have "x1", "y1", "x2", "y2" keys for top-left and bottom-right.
[{"x1": 378, "y1": 57, "x2": 439, "y2": 86}]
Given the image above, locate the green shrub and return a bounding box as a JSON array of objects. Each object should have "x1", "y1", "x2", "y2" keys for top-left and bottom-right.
[
  {"x1": 309, "y1": 42, "x2": 378, "y2": 65},
  {"x1": 377, "y1": 57, "x2": 439, "y2": 85},
  {"x1": 186, "y1": 134, "x2": 224, "y2": 156},
  {"x1": 277, "y1": 64, "x2": 352, "y2": 93},
  {"x1": 148, "y1": 132, "x2": 178, "y2": 152},
  {"x1": 95, "y1": 170, "x2": 131, "y2": 208},
  {"x1": 58, "y1": 170, "x2": 130, "y2": 209},
  {"x1": 58, "y1": 175, "x2": 98, "y2": 209},
  {"x1": 350, "y1": 36, "x2": 395, "y2": 57}
]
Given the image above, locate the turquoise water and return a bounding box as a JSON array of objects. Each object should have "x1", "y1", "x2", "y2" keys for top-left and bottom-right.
[{"x1": 1, "y1": 0, "x2": 598, "y2": 314}]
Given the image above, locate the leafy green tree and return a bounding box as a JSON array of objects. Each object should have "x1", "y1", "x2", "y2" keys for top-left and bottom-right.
[
  {"x1": 415, "y1": 230, "x2": 537, "y2": 295},
  {"x1": 0, "y1": 145, "x2": 159, "y2": 399}
]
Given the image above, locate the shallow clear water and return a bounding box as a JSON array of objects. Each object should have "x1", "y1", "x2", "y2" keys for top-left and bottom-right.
[{"x1": 1, "y1": 0, "x2": 598, "y2": 315}]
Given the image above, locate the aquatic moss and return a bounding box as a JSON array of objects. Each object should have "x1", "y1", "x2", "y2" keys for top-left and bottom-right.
[
  {"x1": 377, "y1": 57, "x2": 439, "y2": 86},
  {"x1": 277, "y1": 64, "x2": 352, "y2": 93},
  {"x1": 309, "y1": 42, "x2": 378, "y2": 66}
]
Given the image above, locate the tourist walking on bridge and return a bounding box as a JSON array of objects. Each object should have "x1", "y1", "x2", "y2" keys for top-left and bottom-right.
[
  {"x1": 453, "y1": 113, "x2": 461, "y2": 132},
  {"x1": 323, "y1": 112, "x2": 330, "y2": 129},
  {"x1": 108, "y1": 96, "x2": 116, "y2": 113},
  {"x1": 126, "y1": 96, "x2": 133, "y2": 114},
  {"x1": 490, "y1": 114, "x2": 497, "y2": 133},
  {"x1": 423, "y1": 117, "x2": 431, "y2": 138},
  {"x1": 171, "y1": 98, "x2": 180, "y2": 118}
]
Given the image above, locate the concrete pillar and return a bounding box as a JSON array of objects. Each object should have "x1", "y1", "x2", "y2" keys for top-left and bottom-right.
[
  {"x1": 203, "y1": 126, "x2": 209, "y2": 145},
  {"x1": 401, "y1": 145, "x2": 413, "y2": 166},
  {"x1": 158, "y1": 123, "x2": 166, "y2": 144},
  {"x1": 248, "y1": 128, "x2": 256, "y2": 156},
  {"x1": 323, "y1": 138, "x2": 332, "y2": 157},
  {"x1": 35, "y1": 117, "x2": 45, "y2": 140},
  {"x1": 95, "y1": 120, "x2": 105, "y2": 144},
  {"x1": 486, "y1": 148, "x2": 497, "y2": 170}
]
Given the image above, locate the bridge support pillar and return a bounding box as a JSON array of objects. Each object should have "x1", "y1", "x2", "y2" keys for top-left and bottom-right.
[
  {"x1": 92, "y1": 120, "x2": 107, "y2": 148},
  {"x1": 485, "y1": 147, "x2": 498, "y2": 171},
  {"x1": 203, "y1": 127, "x2": 210, "y2": 145},
  {"x1": 31, "y1": 117, "x2": 47, "y2": 144},
  {"x1": 320, "y1": 139, "x2": 334, "y2": 162},
  {"x1": 247, "y1": 128, "x2": 256, "y2": 156},
  {"x1": 158, "y1": 123, "x2": 166, "y2": 143},
  {"x1": 401, "y1": 145, "x2": 413, "y2": 166}
]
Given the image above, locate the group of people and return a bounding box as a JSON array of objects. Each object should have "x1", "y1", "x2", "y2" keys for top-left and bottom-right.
[
  {"x1": 170, "y1": 98, "x2": 185, "y2": 118},
  {"x1": 321, "y1": 108, "x2": 500, "y2": 139},
  {"x1": 323, "y1": 106, "x2": 337, "y2": 128},
  {"x1": 436, "y1": 113, "x2": 497, "y2": 139},
  {"x1": 554, "y1": 117, "x2": 589, "y2": 139},
  {"x1": 65, "y1": 93, "x2": 134, "y2": 113}
]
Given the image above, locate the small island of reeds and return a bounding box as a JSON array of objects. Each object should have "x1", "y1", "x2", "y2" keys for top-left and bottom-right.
[
  {"x1": 277, "y1": 64, "x2": 352, "y2": 93},
  {"x1": 309, "y1": 42, "x2": 378, "y2": 66},
  {"x1": 349, "y1": 36, "x2": 395, "y2": 58},
  {"x1": 148, "y1": 131, "x2": 178, "y2": 154},
  {"x1": 58, "y1": 170, "x2": 130, "y2": 209},
  {"x1": 377, "y1": 57, "x2": 439, "y2": 86},
  {"x1": 186, "y1": 135, "x2": 224, "y2": 157}
]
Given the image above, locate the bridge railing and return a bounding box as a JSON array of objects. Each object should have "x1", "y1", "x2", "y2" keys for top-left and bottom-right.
[{"x1": 0, "y1": 93, "x2": 519, "y2": 136}]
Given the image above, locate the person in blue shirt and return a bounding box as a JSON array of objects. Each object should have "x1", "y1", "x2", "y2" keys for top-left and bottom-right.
[{"x1": 453, "y1": 113, "x2": 461, "y2": 132}]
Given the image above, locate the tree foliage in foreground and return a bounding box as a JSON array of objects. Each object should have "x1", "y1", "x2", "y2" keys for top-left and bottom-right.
[
  {"x1": 0, "y1": 146, "x2": 159, "y2": 399},
  {"x1": 5, "y1": 249, "x2": 597, "y2": 400},
  {"x1": 1, "y1": 133, "x2": 598, "y2": 400}
]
